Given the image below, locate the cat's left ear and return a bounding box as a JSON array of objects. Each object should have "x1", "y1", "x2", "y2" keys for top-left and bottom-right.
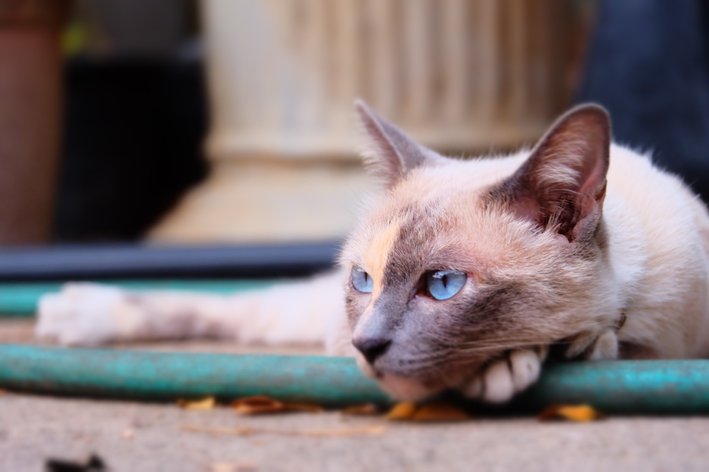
[
  {"x1": 503, "y1": 104, "x2": 611, "y2": 242},
  {"x1": 355, "y1": 99, "x2": 444, "y2": 187}
]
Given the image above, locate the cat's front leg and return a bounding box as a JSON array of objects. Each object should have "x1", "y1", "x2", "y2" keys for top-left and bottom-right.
[
  {"x1": 565, "y1": 329, "x2": 619, "y2": 360},
  {"x1": 460, "y1": 347, "x2": 548, "y2": 403},
  {"x1": 36, "y1": 283, "x2": 139, "y2": 346},
  {"x1": 37, "y1": 272, "x2": 344, "y2": 347},
  {"x1": 36, "y1": 283, "x2": 240, "y2": 346}
]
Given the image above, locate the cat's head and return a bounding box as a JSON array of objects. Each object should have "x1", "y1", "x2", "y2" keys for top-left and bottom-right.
[{"x1": 340, "y1": 100, "x2": 621, "y2": 400}]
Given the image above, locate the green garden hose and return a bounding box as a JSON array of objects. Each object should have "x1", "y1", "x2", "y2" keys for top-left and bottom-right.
[{"x1": 1, "y1": 344, "x2": 708, "y2": 413}]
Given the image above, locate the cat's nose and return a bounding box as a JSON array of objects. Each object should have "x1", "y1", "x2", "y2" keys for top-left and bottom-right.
[{"x1": 353, "y1": 337, "x2": 392, "y2": 364}]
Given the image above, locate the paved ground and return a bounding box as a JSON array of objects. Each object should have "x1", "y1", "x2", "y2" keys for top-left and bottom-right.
[
  {"x1": 2, "y1": 320, "x2": 709, "y2": 471},
  {"x1": 4, "y1": 394, "x2": 709, "y2": 472}
]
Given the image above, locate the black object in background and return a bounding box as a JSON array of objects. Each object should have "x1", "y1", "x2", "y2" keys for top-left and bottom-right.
[
  {"x1": 0, "y1": 242, "x2": 340, "y2": 281},
  {"x1": 54, "y1": 55, "x2": 208, "y2": 242},
  {"x1": 577, "y1": 0, "x2": 709, "y2": 202}
]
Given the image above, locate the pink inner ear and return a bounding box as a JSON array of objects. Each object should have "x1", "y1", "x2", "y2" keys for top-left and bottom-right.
[
  {"x1": 506, "y1": 104, "x2": 611, "y2": 240},
  {"x1": 513, "y1": 197, "x2": 543, "y2": 228},
  {"x1": 577, "y1": 150, "x2": 608, "y2": 200}
]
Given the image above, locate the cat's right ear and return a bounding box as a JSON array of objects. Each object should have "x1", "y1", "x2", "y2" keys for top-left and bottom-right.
[{"x1": 355, "y1": 99, "x2": 442, "y2": 187}]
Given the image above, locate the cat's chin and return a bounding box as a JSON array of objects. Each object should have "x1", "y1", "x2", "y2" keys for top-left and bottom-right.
[
  {"x1": 376, "y1": 373, "x2": 439, "y2": 401},
  {"x1": 355, "y1": 355, "x2": 440, "y2": 401}
]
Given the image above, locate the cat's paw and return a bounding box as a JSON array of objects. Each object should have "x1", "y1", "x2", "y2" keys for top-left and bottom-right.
[
  {"x1": 35, "y1": 283, "x2": 129, "y2": 346},
  {"x1": 587, "y1": 330, "x2": 619, "y2": 360},
  {"x1": 460, "y1": 347, "x2": 547, "y2": 403},
  {"x1": 565, "y1": 330, "x2": 619, "y2": 360}
]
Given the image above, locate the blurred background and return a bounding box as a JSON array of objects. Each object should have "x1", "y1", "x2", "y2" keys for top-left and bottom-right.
[{"x1": 1, "y1": 0, "x2": 709, "y2": 278}]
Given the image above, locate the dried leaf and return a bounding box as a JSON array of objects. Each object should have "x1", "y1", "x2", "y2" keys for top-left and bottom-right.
[
  {"x1": 183, "y1": 425, "x2": 253, "y2": 436},
  {"x1": 297, "y1": 425, "x2": 385, "y2": 437},
  {"x1": 283, "y1": 403, "x2": 325, "y2": 413},
  {"x1": 182, "y1": 424, "x2": 385, "y2": 437},
  {"x1": 340, "y1": 403, "x2": 382, "y2": 416},
  {"x1": 386, "y1": 401, "x2": 470, "y2": 422},
  {"x1": 231, "y1": 396, "x2": 323, "y2": 415},
  {"x1": 386, "y1": 402, "x2": 417, "y2": 420},
  {"x1": 411, "y1": 402, "x2": 470, "y2": 422},
  {"x1": 538, "y1": 404, "x2": 606, "y2": 422},
  {"x1": 231, "y1": 396, "x2": 280, "y2": 411},
  {"x1": 178, "y1": 397, "x2": 216, "y2": 410}
]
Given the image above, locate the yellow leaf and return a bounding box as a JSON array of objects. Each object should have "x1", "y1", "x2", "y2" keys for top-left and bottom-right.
[
  {"x1": 386, "y1": 401, "x2": 470, "y2": 422},
  {"x1": 231, "y1": 396, "x2": 285, "y2": 414},
  {"x1": 386, "y1": 402, "x2": 418, "y2": 420},
  {"x1": 231, "y1": 396, "x2": 323, "y2": 415},
  {"x1": 178, "y1": 397, "x2": 216, "y2": 410},
  {"x1": 538, "y1": 404, "x2": 606, "y2": 422}
]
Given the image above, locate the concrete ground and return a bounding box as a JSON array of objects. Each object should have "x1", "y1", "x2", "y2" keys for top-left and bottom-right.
[{"x1": 2, "y1": 319, "x2": 709, "y2": 472}]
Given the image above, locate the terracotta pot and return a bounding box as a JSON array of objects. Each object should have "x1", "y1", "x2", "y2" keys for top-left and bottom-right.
[{"x1": 0, "y1": 0, "x2": 68, "y2": 244}]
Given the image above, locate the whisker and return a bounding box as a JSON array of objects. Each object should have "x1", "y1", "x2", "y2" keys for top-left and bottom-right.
[
  {"x1": 398, "y1": 337, "x2": 588, "y2": 371},
  {"x1": 452, "y1": 340, "x2": 573, "y2": 356}
]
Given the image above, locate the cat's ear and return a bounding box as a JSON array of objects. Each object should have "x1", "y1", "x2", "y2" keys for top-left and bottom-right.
[
  {"x1": 505, "y1": 104, "x2": 611, "y2": 241},
  {"x1": 355, "y1": 99, "x2": 443, "y2": 186}
]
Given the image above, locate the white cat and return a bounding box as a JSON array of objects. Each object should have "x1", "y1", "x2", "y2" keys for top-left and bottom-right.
[{"x1": 37, "y1": 101, "x2": 709, "y2": 403}]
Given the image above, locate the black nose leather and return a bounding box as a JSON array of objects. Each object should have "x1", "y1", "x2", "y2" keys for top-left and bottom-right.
[{"x1": 353, "y1": 337, "x2": 392, "y2": 364}]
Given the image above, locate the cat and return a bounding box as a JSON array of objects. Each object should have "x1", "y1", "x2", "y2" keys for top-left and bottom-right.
[{"x1": 36, "y1": 100, "x2": 709, "y2": 403}]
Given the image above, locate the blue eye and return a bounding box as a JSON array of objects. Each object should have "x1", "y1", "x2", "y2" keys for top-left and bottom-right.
[
  {"x1": 351, "y1": 266, "x2": 374, "y2": 293},
  {"x1": 426, "y1": 270, "x2": 467, "y2": 300}
]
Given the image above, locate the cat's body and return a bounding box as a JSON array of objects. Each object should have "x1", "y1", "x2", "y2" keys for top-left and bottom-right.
[{"x1": 37, "y1": 102, "x2": 709, "y2": 403}]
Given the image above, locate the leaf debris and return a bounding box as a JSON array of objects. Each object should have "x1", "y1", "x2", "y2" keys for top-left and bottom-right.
[
  {"x1": 178, "y1": 396, "x2": 216, "y2": 410},
  {"x1": 538, "y1": 404, "x2": 606, "y2": 422},
  {"x1": 386, "y1": 402, "x2": 417, "y2": 420},
  {"x1": 387, "y1": 401, "x2": 470, "y2": 422},
  {"x1": 340, "y1": 403, "x2": 382, "y2": 416},
  {"x1": 231, "y1": 396, "x2": 323, "y2": 415},
  {"x1": 182, "y1": 424, "x2": 385, "y2": 437}
]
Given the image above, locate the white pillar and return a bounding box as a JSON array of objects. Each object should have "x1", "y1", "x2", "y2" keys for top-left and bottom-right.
[{"x1": 149, "y1": 0, "x2": 571, "y2": 243}]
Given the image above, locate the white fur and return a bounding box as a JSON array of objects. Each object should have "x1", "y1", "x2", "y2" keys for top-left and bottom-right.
[
  {"x1": 37, "y1": 272, "x2": 347, "y2": 351},
  {"x1": 459, "y1": 348, "x2": 546, "y2": 404}
]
